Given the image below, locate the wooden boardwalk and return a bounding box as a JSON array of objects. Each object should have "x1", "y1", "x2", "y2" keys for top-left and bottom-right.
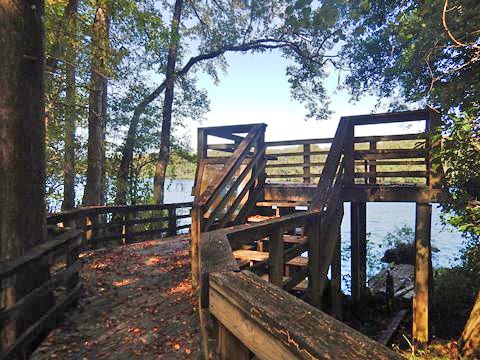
[{"x1": 32, "y1": 235, "x2": 200, "y2": 360}]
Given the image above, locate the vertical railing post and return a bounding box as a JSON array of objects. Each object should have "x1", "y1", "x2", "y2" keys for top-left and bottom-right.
[
  {"x1": 331, "y1": 227, "x2": 342, "y2": 319},
  {"x1": 66, "y1": 231, "x2": 80, "y2": 293},
  {"x1": 303, "y1": 143, "x2": 311, "y2": 184},
  {"x1": 369, "y1": 140, "x2": 377, "y2": 185},
  {"x1": 269, "y1": 226, "x2": 284, "y2": 286},
  {"x1": 413, "y1": 203, "x2": 432, "y2": 346},
  {"x1": 351, "y1": 202, "x2": 367, "y2": 307},
  {"x1": 426, "y1": 110, "x2": 442, "y2": 188},
  {"x1": 308, "y1": 214, "x2": 322, "y2": 307},
  {"x1": 343, "y1": 122, "x2": 355, "y2": 187},
  {"x1": 217, "y1": 323, "x2": 251, "y2": 360},
  {"x1": 168, "y1": 207, "x2": 177, "y2": 237}
]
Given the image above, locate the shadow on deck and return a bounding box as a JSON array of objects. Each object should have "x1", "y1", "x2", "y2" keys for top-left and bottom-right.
[{"x1": 32, "y1": 235, "x2": 199, "y2": 359}]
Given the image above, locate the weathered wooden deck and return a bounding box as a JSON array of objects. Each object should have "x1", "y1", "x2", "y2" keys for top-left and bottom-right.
[
  {"x1": 32, "y1": 235, "x2": 200, "y2": 359},
  {"x1": 1, "y1": 109, "x2": 446, "y2": 359}
]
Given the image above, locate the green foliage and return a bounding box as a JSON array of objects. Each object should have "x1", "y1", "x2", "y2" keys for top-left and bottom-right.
[
  {"x1": 437, "y1": 113, "x2": 480, "y2": 239},
  {"x1": 384, "y1": 224, "x2": 414, "y2": 248},
  {"x1": 339, "y1": 0, "x2": 480, "y2": 240}
]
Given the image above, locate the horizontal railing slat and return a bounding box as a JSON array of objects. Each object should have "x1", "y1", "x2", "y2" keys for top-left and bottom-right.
[{"x1": 0, "y1": 230, "x2": 82, "y2": 280}]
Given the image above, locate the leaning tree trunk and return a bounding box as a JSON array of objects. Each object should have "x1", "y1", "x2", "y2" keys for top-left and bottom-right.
[
  {"x1": 0, "y1": 0, "x2": 49, "y2": 352},
  {"x1": 459, "y1": 290, "x2": 480, "y2": 358},
  {"x1": 83, "y1": 0, "x2": 108, "y2": 206},
  {"x1": 153, "y1": 0, "x2": 184, "y2": 205},
  {"x1": 62, "y1": 0, "x2": 79, "y2": 210}
]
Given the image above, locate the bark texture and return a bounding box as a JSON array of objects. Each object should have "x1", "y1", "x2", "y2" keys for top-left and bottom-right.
[
  {"x1": 0, "y1": 0, "x2": 48, "y2": 350},
  {"x1": 62, "y1": 0, "x2": 79, "y2": 210},
  {"x1": 83, "y1": 0, "x2": 108, "y2": 206},
  {"x1": 460, "y1": 290, "x2": 480, "y2": 359},
  {"x1": 153, "y1": 0, "x2": 184, "y2": 204}
]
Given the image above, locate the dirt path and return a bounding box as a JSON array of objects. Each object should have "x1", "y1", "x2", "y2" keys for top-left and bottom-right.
[{"x1": 32, "y1": 235, "x2": 200, "y2": 359}]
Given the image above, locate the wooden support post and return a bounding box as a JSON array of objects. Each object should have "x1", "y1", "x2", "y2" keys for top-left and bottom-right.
[
  {"x1": 427, "y1": 110, "x2": 442, "y2": 188},
  {"x1": 351, "y1": 202, "x2": 367, "y2": 305},
  {"x1": 167, "y1": 207, "x2": 177, "y2": 237},
  {"x1": 413, "y1": 203, "x2": 432, "y2": 346},
  {"x1": 269, "y1": 226, "x2": 284, "y2": 287},
  {"x1": 308, "y1": 215, "x2": 321, "y2": 307},
  {"x1": 303, "y1": 144, "x2": 311, "y2": 184},
  {"x1": 331, "y1": 228, "x2": 342, "y2": 319},
  {"x1": 217, "y1": 322, "x2": 251, "y2": 360},
  {"x1": 369, "y1": 141, "x2": 377, "y2": 185},
  {"x1": 343, "y1": 123, "x2": 355, "y2": 187},
  {"x1": 191, "y1": 206, "x2": 202, "y2": 292}
]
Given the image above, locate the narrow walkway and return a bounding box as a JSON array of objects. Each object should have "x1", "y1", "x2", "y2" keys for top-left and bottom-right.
[{"x1": 32, "y1": 235, "x2": 200, "y2": 359}]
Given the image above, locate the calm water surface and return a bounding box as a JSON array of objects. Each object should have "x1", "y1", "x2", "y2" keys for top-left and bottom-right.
[{"x1": 164, "y1": 179, "x2": 465, "y2": 289}]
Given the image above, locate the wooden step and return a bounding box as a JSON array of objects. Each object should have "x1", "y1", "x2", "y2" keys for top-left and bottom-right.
[
  {"x1": 233, "y1": 250, "x2": 308, "y2": 267},
  {"x1": 259, "y1": 234, "x2": 305, "y2": 244},
  {"x1": 256, "y1": 201, "x2": 310, "y2": 208},
  {"x1": 260, "y1": 274, "x2": 308, "y2": 291}
]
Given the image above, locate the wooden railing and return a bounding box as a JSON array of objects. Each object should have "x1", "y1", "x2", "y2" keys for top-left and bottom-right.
[
  {"x1": 264, "y1": 109, "x2": 441, "y2": 190},
  {"x1": 1, "y1": 202, "x2": 192, "y2": 359},
  {"x1": 0, "y1": 229, "x2": 82, "y2": 359},
  {"x1": 195, "y1": 115, "x2": 360, "y2": 358},
  {"x1": 193, "y1": 110, "x2": 443, "y2": 359},
  {"x1": 194, "y1": 123, "x2": 267, "y2": 231},
  {"x1": 47, "y1": 202, "x2": 193, "y2": 248}
]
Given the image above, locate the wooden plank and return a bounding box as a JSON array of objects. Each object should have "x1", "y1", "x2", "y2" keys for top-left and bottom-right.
[
  {"x1": 413, "y1": 203, "x2": 432, "y2": 345},
  {"x1": 354, "y1": 149, "x2": 426, "y2": 160},
  {"x1": 233, "y1": 250, "x2": 308, "y2": 267},
  {"x1": 283, "y1": 268, "x2": 309, "y2": 292},
  {"x1": 303, "y1": 144, "x2": 311, "y2": 184},
  {"x1": 197, "y1": 124, "x2": 264, "y2": 207},
  {"x1": 354, "y1": 171, "x2": 427, "y2": 178},
  {"x1": 267, "y1": 150, "x2": 329, "y2": 157},
  {"x1": 426, "y1": 110, "x2": 443, "y2": 189},
  {"x1": 266, "y1": 161, "x2": 325, "y2": 168},
  {"x1": 266, "y1": 173, "x2": 322, "y2": 179},
  {"x1": 0, "y1": 262, "x2": 81, "y2": 323},
  {"x1": 263, "y1": 184, "x2": 317, "y2": 202},
  {"x1": 343, "y1": 122, "x2": 354, "y2": 187},
  {"x1": 377, "y1": 310, "x2": 408, "y2": 345},
  {"x1": 202, "y1": 123, "x2": 259, "y2": 134},
  {"x1": 0, "y1": 230, "x2": 83, "y2": 280},
  {"x1": 204, "y1": 146, "x2": 266, "y2": 230},
  {"x1": 266, "y1": 138, "x2": 334, "y2": 146},
  {"x1": 346, "y1": 109, "x2": 429, "y2": 125},
  {"x1": 351, "y1": 202, "x2": 367, "y2": 305},
  {"x1": 342, "y1": 186, "x2": 446, "y2": 203},
  {"x1": 209, "y1": 271, "x2": 402, "y2": 360},
  {"x1": 256, "y1": 201, "x2": 309, "y2": 207},
  {"x1": 1, "y1": 283, "x2": 82, "y2": 360},
  {"x1": 217, "y1": 322, "x2": 251, "y2": 360},
  {"x1": 217, "y1": 159, "x2": 266, "y2": 228},
  {"x1": 331, "y1": 226, "x2": 342, "y2": 319},
  {"x1": 354, "y1": 133, "x2": 427, "y2": 143},
  {"x1": 47, "y1": 202, "x2": 193, "y2": 224},
  {"x1": 268, "y1": 227, "x2": 284, "y2": 287},
  {"x1": 307, "y1": 215, "x2": 321, "y2": 306}
]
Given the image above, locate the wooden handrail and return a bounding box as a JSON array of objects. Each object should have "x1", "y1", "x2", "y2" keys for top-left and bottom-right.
[
  {"x1": 196, "y1": 124, "x2": 265, "y2": 207},
  {"x1": 0, "y1": 230, "x2": 82, "y2": 280},
  {"x1": 47, "y1": 202, "x2": 193, "y2": 224}
]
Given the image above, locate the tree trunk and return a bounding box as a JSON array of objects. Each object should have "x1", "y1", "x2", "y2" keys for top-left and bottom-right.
[
  {"x1": 83, "y1": 0, "x2": 108, "y2": 206},
  {"x1": 153, "y1": 0, "x2": 184, "y2": 205},
  {"x1": 459, "y1": 290, "x2": 480, "y2": 358},
  {"x1": 62, "y1": 0, "x2": 79, "y2": 210},
  {"x1": 44, "y1": 0, "x2": 80, "y2": 128},
  {"x1": 0, "y1": 0, "x2": 49, "y2": 351}
]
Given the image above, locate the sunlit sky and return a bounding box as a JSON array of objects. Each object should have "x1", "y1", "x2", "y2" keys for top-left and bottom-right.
[{"x1": 174, "y1": 50, "x2": 425, "y2": 149}]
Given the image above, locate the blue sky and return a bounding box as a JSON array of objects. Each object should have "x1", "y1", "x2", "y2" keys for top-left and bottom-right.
[{"x1": 177, "y1": 50, "x2": 425, "y2": 148}]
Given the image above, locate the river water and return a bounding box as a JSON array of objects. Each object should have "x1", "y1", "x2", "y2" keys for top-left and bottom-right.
[{"x1": 164, "y1": 179, "x2": 465, "y2": 289}]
